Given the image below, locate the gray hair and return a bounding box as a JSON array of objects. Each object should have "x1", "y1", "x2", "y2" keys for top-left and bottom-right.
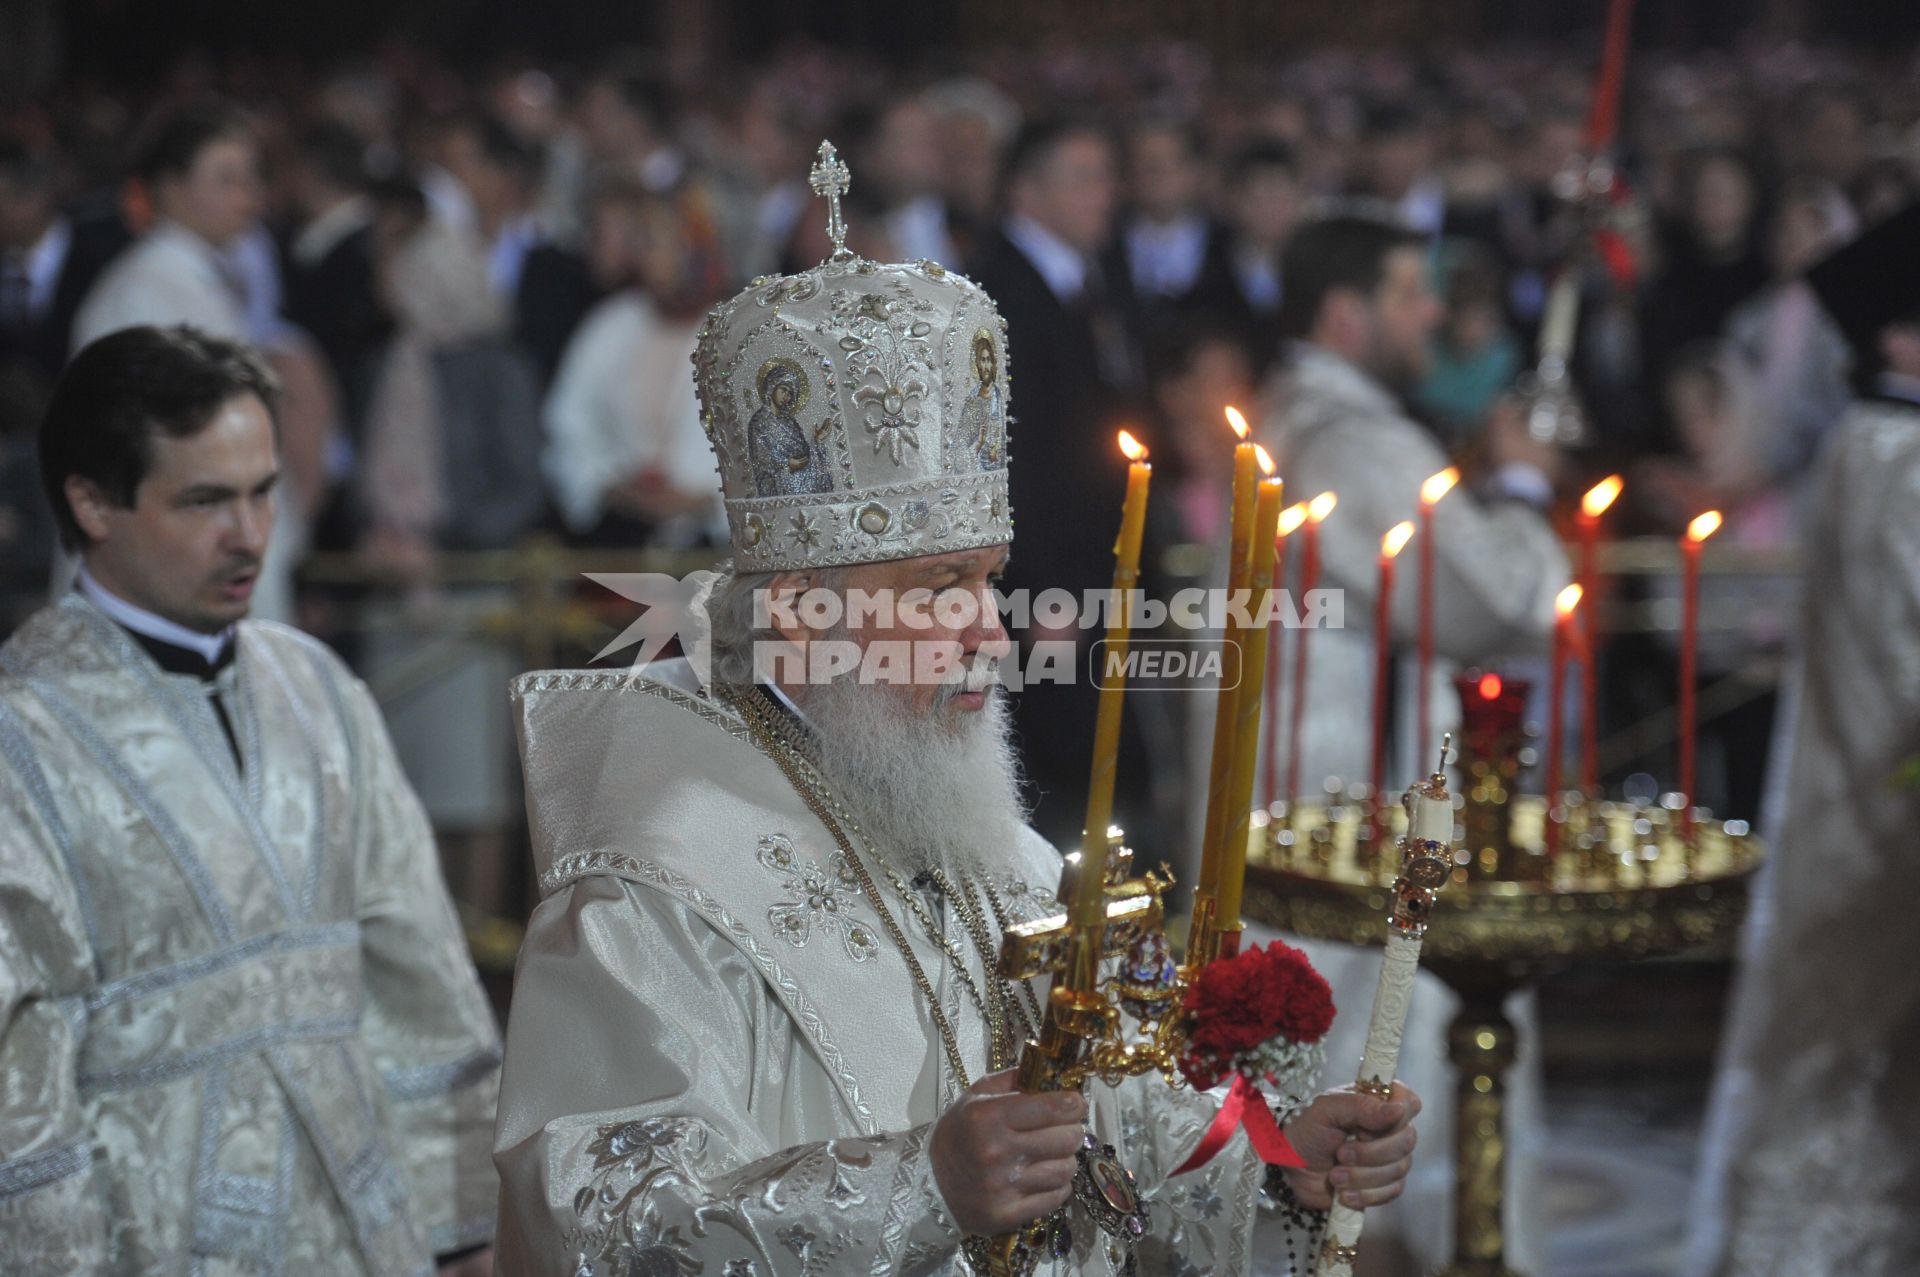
[{"x1": 705, "y1": 563, "x2": 853, "y2": 688}]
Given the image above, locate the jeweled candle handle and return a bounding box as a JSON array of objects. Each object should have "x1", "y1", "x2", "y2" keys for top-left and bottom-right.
[{"x1": 1315, "y1": 741, "x2": 1454, "y2": 1277}]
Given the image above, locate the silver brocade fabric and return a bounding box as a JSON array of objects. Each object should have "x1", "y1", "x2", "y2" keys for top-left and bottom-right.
[
  {"x1": 0, "y1": 594, "x2": 501, "y2": 1274},
  {"x1": 1711, "y1": 398, "x2": 1920, "y2": 1277},
  {"x1": 494, "y1": 660, "x2": 1269, "y2": 1275}
]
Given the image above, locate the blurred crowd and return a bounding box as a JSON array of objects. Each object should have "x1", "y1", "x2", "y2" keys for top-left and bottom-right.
[{"x1": 1, "y1": 38, "x2": 1914, "y2": 659}]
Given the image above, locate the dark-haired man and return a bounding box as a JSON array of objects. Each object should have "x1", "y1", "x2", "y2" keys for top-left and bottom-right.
[
  {"x1": 1187, "y1": 138, "x2": 1304, "y2": 376},
  {"x1": 966, "y1": 120, "x2": 1147, "y2": 846},
  {"x1": 0, "y1": 325, "x2": 500, "y2": 1274}
]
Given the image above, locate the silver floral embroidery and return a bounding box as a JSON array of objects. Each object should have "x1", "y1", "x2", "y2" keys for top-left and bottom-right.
[
  {"x1": 758, "y1": 834, "x2": 879, "y2": 962},
  {"x1": 836, "y1": 293, "x2": 933, "y2": 466},
  {"x1": 567, "y1": 1119, "x2": 708, "y2": 1276}
]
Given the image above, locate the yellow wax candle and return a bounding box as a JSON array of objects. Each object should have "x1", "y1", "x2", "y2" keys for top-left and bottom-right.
[
  {"x1": 1216, "y1": 454, "x2": 1285, "y2": 931},
  {"x1": 1076, "y1": 430, "x2": 1152, "y2": 927},
  {"x1": 1195, "y1": 408, "x2": 1260, "y2": 911}
]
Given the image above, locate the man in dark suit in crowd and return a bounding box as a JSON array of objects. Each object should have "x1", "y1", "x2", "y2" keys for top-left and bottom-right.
[
  {"x1": 967, "y1": 119, "x2": 1149, "y2": 846},
  {"x1": 1187, "y1": 138, "x2": 1304, "y2": 378},
  {"x1": 0, "y1": 140, "x2": 123, "y2": 622},
  {"x1": 0, "y1": 141, "x2": 122, "y2": 397},
  {"x1": 282, "y1": 121, "x2": 390, "y2": 445}
]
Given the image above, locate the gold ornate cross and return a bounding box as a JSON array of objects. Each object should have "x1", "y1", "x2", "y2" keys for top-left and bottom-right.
[{"x1": 809, "y1": 139, "x2": 853, "y2": 260}]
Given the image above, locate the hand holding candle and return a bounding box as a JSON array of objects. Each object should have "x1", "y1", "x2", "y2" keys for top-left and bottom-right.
[
  {"x1": 1314, "y1": 749, "x2": 1455, "y2": 1277},
  {"x1": 1416, "y1": 467, "x2": 1460, "y2": 755},
  {"x1": 1677, "y1": 510, "x2": 1721, "y2": 836},
  {"x1": 1076, "y1": 430, "x2": 1151, "y2": 927}
]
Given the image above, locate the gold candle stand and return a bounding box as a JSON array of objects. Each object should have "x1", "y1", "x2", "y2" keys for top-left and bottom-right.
[{"x1": 1245, "y1": 794, "x2": 1761, "y2": 1277}]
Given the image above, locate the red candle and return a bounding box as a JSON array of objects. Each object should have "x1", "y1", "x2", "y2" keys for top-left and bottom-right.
[
  {"x1": 1263, "y1": 502, "x2": 1308, "y2": 807},
  {"x1": 1577, "y1": 475, "x2": 1622, "y2": 794},
  {"x1": 1284, "y1": 492, "x2": 1337, "y2": 802},
  {"x1": 1371, "y1": 521, "x2": 1416, "y2": 835},
  {"x1": 1678, "y1": 510, "x2": 1722, "y2": 832},
  {"x1": 1585, "y1": 0, "x2": 1638, "y2": 154},
  {"x1": 1416, "y1": 467, "x2": 1460, "y2": 758},
  {"x1": 1545, "y1": 584, "x2": 1583, "y2": 856}
]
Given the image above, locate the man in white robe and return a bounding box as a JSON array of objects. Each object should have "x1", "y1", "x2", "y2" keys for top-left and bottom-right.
[
  {"x1": 0, "y1": 326, "x2": 501, "y2": 1274},
  {"x1": 493, "y1": 150, "x2": 1423, "y2": 1276}
]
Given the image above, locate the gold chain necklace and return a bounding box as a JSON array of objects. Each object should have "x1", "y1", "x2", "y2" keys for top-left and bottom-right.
[
  {"x1": 724, "y1": 685, "x2": 984, "y2": 1085},
  {"x1": 978, "y1": 879, "x2": 1048, "y2": 1030},
  {"x1": 871, "y1": 858, "x2": 1029, "y2": 1065}
]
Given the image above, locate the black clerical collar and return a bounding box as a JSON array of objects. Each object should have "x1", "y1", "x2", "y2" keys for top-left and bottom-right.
[
  {"x1": 76, "y1": 567, "x2": 237, "y2": 682},
  {"x1": 124, "y1": 627, "x2": 238, "y2": 681}
]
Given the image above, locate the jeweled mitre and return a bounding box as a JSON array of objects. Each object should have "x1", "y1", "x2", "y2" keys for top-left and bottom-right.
[{"x1": 691, "y1": 141, "x2": 1012, "y2": 572}]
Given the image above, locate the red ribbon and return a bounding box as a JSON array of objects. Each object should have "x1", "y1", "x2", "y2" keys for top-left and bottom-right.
[{"x1": 1172, "y1": 1075, "x2": 1306, "y2": 1175}]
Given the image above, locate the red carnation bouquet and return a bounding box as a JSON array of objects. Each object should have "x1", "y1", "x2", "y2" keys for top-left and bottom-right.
[{"x1": 1180, "y1": 940, "x2": 1335, "y2": 1103}]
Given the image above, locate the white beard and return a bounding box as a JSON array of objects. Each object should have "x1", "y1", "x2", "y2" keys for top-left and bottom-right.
[{"x1": 791, "y1": 671, "x2": 1029, "y2": 884}]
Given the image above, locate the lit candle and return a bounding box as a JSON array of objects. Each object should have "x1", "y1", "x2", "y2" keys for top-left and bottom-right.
[
  {"x1": 1370, "y1": 520, "x2": 1417, "y2": 835},
  {"x1": 1263, "y1": 502, "x2": 1309, "y2": 807},
  {"x1": 1076, "y1": 431, "x2": 1152, "y2": 926},
  {"x1": 1677, "y1": 510, "x2": 1722, "y2": 836},
  {"x1": 1284, "y1": 492, "x2": 1337, "y2": 803},
  {"x1": 1217, "y1": 448, "x2": 1285, "y2": 936},
  {"x1": 1577, "y1": 475, "x2": 1622, "y2": 794},
  {"x1": 1193, "y1": 409, "x2": 1261, "y2": 941},
  {"x1": 1545, "y1": 583, "x2": 1584, "y2": 857},
  {"x1": 1416, "y1": 466, "x2": 1460, "y2": 755}
]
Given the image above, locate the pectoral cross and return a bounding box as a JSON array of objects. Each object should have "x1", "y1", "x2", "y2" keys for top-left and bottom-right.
[{"x1": 809, "y1": 139, "x2": 853, "y2": 260}]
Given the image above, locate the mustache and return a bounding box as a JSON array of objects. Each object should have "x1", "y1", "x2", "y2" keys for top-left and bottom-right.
[{"x1": 933, "y1": 654, "x2": 1002, "y2": 706}]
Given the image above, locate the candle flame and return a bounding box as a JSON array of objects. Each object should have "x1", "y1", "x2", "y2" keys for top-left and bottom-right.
[
  {"x1": 1687, "y1": 510, "x2": 1723, "y2": 543},
  {"x1": 1252, "y1": 443, "x2": 1276, "y2": 476},
  {"x1": 1420, "y1": 466, "x2": 1461, "y2": 506},
  {"x1": 1308, "y1": 491, "x2": 1338, "y2": 522},
  {"x1": 1582, "y1": 474, "x2": 1624, "y2": 518},
  {"x1": 1224, "y1": 405, "x2": 1249, "y2": 440},
  {"x1": 1556, "y1": 582, "x2": 1584, "y2": 617},
  {"x1": 1478, "y1": 672, "x2": 1503, "y2": 700},
  {"x1": 1116, "y1": 429, "x2": 1148, "y2": 462},
  {"x1": 1382, "y1": 520, "x2": 1416, "y2": 559},
  {"x1": 1276, "y1": 502, "x2": 1309, "y2": 537}
]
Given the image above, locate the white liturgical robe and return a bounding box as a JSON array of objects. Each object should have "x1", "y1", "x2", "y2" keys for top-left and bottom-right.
[
  {"x1": 494, "y1": 661, "x2": 1274, "y2": 1275},
  {"x1": 0, "y1": 594, "x2": 501, "y2": 1274}
]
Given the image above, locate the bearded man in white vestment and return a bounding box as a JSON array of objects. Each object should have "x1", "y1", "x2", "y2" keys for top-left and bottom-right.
[
  {"x1": 0, "y1": 326, "x2": 502, "y2": 1274},
  {"x1": 493, "y1": 151, "x2": 1422, "y2": 1276}
]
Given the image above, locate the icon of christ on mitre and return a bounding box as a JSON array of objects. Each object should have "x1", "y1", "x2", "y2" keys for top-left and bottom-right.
[{"x1": 491, "y1": 142, "x2": 1422, "y2": 1276}]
